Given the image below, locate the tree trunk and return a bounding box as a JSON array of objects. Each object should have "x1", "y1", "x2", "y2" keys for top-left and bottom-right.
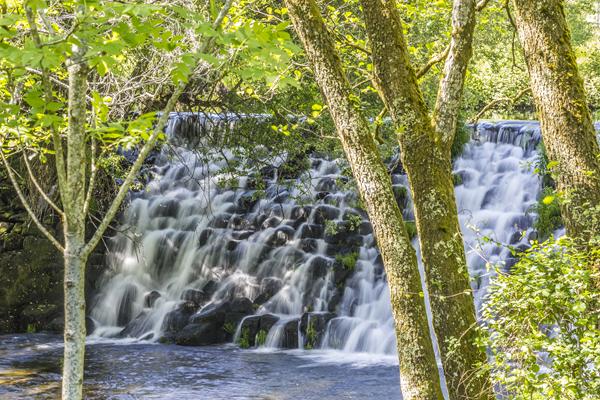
[
  {"x1": 284, "y1": 0, "x2": 443, "y2": 398},
  {"x1": 62, "y1": 43, "x2": 89, "y2": 400},
  {"x1": 512, "y1": 0, "x2": 600, "y2": 239},
  {"x1": 360, "y1": 1, "x2": 493, "y2": 398},
  {"x1": 62, "y1": 240, "x2": 88, "y2": 400}
]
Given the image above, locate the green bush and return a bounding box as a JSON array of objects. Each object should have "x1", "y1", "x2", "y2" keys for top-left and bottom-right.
[
  {"x1": 404, "y1": 221, "x2": 417, "y2": 240},
  {"x1": 533, "y1": 187, "x2": 563, "y2": 241},
  {"x1": 335, "y1": 251, "x2": 359, "y2": 270},
  {"x1": 255, "y1": 329, "x2": 267, "y2": 346},
  {"x1": 481, "y1": 236, "x2": 600, "y2": 400}
]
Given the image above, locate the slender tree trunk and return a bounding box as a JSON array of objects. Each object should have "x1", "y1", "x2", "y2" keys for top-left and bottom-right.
[
  {"x1": 512, "y1": 0, "x2": 600, "y2": 239},
  {"x1": 360, "y1": 1, "x2": 492, "y2": 398},
  {"x1": 285, "y1": 0, "x2": 444, "y2": 398},
  {"x1": 62, "y1": 43, "x2": 89, "y2": 400},
  {"x1": 62, "y1": 240, "x2": 88, "y2": 400}
]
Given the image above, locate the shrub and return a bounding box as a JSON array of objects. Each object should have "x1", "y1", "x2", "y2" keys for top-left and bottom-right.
[
  {"x1": 255, "y1": 329, "x2": 267, "y2": 346},
  {"x1": 532, "y1": 187, "x2": 563, "y2": 241},
  {"x1": 481, "y1": 236, "x2": 600, "y2": 400},
  {"x1": 336, "y1": 251, "x2": 358, "y2": 271}
]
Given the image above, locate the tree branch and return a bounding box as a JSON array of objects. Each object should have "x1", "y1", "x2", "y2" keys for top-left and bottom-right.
[
  {"x1": 416, "y1": 45, "x2": 450, "y2": 79},
  {"x1": 470, "y1": 87, "x2": 531, "y2": 124},
  {"x1": 476, "y1": 0, "x2": 492, "y2": 12},
  {"x1": 432, "y1": 0, "x2": 478, "y2": 148},
  {"x1": 0, "y1": 150, "x2": 64, "y2": 252},
  {"x1": 22, "y1": 151, "x2": 65, "y2": 217},
  {"x1": 81, "y1": 0, "x2": 235, "y2": 259}
]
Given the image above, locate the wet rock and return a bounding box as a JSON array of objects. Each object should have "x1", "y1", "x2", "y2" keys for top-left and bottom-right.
[
  {"x1": 307, "y1": 256, "x2": 331, "y2": 282},
  {"x1": 265, "y1": 226, "x2": 295, "y2": 247},
  {"x1": 231, "y1": 230, "x2": 254, "y2": 240},
  {"x1": 300, "y1": 312, "x2": 336, "y2": 349},
  {"x1": 481, "y1": 187, "x2": 498, "y2": 209},
  {"x1": 358, "y1": 221, "x2": 372, "y2": 235},
  {"x1": 262, "y1": 216, "x2": 282, "y2": 229},
  {"x1": 259, "y1": 165, "x2": 277, "y2": 181},
  {"x1": 119, "y1": 311, "x2": 149, "y2": 338},
  {"x1": 327, "y1": 291, "x2": 342, "y2": 313},
  {"x1": 161, "y1": 301, "x2": 197, "y2": 333},
  {"x1": 225, "y1": 239, "x2": 240, "y2": 251},
  {"x1": 117, "y1": 284, "x2": 138, "y2": 326},
  {"x1": 273, "y1": 191, "x2": 290, "y2": 204},
  {"x1": 299, "y1": 238, "x2": 319, "y2": 253},
  {"x1": 202, "y1": 280, "x2": 218, "y2": 297},
  {"x1": 144, "y1": 290, "x2": 161, "y2": 308},
  {"x1": 210, "y1": 213, "x2": 232, "y2": 229},
  {"x1": 238, "y1": 315, "x2": 261, "y2": 347},
  {"x1": 175, "y1": 322, "x2": 225, "y2": 346},
  {"x1": 259, "y1": 313, "x2": 280, "y2": 332},
  {"x1": 312, "y1": 205, "x2": 340, "y2": 224},
  {"x1": 151, "y1": 198, "x2": 180, "y2": 218},
  {"x1": 181, "y1": 289, "x2": 209, "y2": 305},
  {"x1": 189, "y1": 297, "x2": 254, "y2": 329},
  {"x1": 236, "y1": 192, "x2": 259, "y2": 211},
  {"x1": 298, "y1": 223, "x2": 324, "y2": 239},
  {"x1": 228, "y1": 215, "x2": 250, "y2": 230},
  {"x1": 315, "y1": 177, "x2": 337, "y2": 192},
  {"x1": 332, "y1": 259, "x2": 353, "y2": 286},
  {"x1": 197, "y1": 228, "x2": 214, "y2": 246},
  {"x1": 324, "y1": 221, "x2": 362, "y2": 245},
  {"x1": 291, "y1": 206, "x2": 312, "y2": 222},
  {"x1": 254, "y1": 278, "x2": 283, "y2": 305},
  {"x1": 281, "y1": 319, "x2": 299, "y2": 349},
  {"x1": 509, "y1": 231, "x2": 524, "y2": 245},
  {"x1": 278, "y1": 153, "x2": 310, "y2": 180}
]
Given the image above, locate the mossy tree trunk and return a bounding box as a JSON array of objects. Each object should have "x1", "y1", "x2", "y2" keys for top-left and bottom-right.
[
  {"x1": 285, "y1": 0, "x2": 444, "y2": 398},
  {"x1": 360, "y1": 0, "x2": 493, "y2": 399},
  {"x1": 512, "y1": 0, "x2": 600, "y2": 240},
  {"x1": 62, "y1": 44, "x2": 91, "y2": 400}
]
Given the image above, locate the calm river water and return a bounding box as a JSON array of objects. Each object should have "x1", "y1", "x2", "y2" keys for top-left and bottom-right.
[{"x1": 0, "y1": 334, "x2": 401, "y2": 399}]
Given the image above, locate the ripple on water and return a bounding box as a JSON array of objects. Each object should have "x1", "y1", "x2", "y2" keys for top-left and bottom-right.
[{"x1": 0, "y1": 334, "x2": 401, "y2": 399}]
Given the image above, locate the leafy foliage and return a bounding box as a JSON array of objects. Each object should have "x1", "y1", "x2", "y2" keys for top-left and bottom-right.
[{"x1": 481, "y1": 237, "x2": 600, "y2": 400}]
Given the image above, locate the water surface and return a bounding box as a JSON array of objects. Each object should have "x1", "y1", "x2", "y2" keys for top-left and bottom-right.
[{"x1": 0, "y1": 334, "x2": 401, "y2": 399}]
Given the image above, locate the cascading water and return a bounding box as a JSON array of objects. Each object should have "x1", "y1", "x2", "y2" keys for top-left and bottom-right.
[{"x1": 90, "y1": 117, "x2": 546, "y2": 358}]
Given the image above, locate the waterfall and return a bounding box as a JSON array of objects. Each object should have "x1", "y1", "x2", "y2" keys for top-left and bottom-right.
[{"x1": 90, "y1": 117, "x2": 545, "y2": 356}]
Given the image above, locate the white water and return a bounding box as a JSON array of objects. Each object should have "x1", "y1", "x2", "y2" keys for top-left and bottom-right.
[{"x1": 90, "y1": 117, "x2": 544, "y2": 359}]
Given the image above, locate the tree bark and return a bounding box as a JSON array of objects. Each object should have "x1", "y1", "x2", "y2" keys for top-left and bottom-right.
[
  {"x1": 512, "y1": 0, "x2": 600, "y2": 240},
  {"x1": 360, "y1": 1, "x2": 493, "y2": 399},
  {"x1": 285, "y1": 0, "x2": 443, "y2": 398},
  {"x1": 62, "y1": 43, "x2": 89, "y2": 400}
]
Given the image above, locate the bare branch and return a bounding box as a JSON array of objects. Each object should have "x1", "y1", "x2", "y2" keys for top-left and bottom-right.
[
  {"x1": 22, "y1": 151, "x2": 65, "y2": 217},
  {"x1": 416, "y1": 45, "x2": 450, "y2": 79},
  {"x1": 470, "y1": 87, "x2": 531, "y2": 124},
  {"x1": 81, "y1": 0, "x2": 235, "y2": 259},
  {"x1": 83, "y1": 127, "x2": 98, "y2": 217},
  {"x1": 476, "y1": 0, "x2": 492, "y2": 12},
  {"x1": 0, "y1": 150, "x2": 64, "y2": 252}
]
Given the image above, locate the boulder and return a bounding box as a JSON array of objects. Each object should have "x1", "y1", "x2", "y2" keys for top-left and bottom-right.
[
  {"x1": 117, "y1": 284, "x2": 138, "y2": 326},
  {"x1": 254, "y1": 278, "x2": 283, "y2": 305},
  {"x1": 175, "y1": 322, "x2": 225, "y2": 346},
  {"x1": 181, "y1": 288, "x2": 209, "y2": 305},
  {"x1": 300, "y1": 312, "x2": 336, "y2": 349},
  {"x1": 297, "y1": 223, "x2": 324, "y2": 239},
  {"x1": 161, "y1": 301, "x2": 197, "y2": 333},
  {"x1": 144, "y1": 290, "x2": 161, "y2": 308},
  {"x1": 312, "y1": 205, "x2": 340, "y2": 224},
  {"x1": 281, "y1": 319, "x2": 300, "y2": 349}
]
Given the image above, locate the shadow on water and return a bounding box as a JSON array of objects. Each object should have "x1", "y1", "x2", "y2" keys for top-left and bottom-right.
[{"x1": 0, "y1": 334, "x2": 401, "y2": 399}]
